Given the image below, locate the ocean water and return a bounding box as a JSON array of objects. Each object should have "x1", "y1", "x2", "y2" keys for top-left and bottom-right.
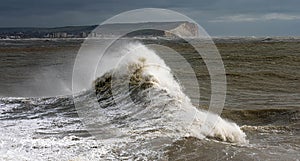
[{"x1": 0, "y1": 38, "x2": 299, "y2": 160}]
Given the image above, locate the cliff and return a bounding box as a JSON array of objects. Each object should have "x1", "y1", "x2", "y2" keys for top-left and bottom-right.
[
  {"x1": 164, "y1": 22, "x2": 199, "y2": 38},
  {"x1": 95, "y1": 21, "x2": 199, "y2": 38}
]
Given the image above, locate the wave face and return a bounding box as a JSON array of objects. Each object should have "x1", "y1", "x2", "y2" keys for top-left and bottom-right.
[{"x1": 83, "y1": 42, "x2": 248, "y2": 144}]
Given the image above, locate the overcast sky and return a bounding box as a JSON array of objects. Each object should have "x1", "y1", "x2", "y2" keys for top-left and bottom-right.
[{"x1": 1, "y1": 0, "x2": 299, "y2": 36}]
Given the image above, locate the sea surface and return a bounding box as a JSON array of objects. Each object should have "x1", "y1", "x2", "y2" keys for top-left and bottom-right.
[{"x1": 0, "y1": 38, "x2": 299, "y2": 160}]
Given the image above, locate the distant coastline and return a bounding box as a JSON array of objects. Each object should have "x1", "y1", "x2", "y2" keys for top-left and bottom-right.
[
  {"x1": 1, "y1": 22, "x2": 299, "y2": 41},
  {"x1": 0, "y1": 21, "x2": 200, "y2": 39},
  {"x1": 1, "y1": 36, "x2": 300, "y2": 44}
]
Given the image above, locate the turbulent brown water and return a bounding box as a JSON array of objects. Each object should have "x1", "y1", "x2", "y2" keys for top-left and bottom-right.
[{"x1": 0, "y1": 38, "x2": 299, "y2": 160}]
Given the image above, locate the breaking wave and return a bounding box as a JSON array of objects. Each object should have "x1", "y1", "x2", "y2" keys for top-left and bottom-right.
[{"x1": 82, "y1": 42, "x2": 248, "y2": 144}]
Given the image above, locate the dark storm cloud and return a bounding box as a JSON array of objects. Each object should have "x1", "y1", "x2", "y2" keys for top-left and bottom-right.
[{"x1": 0, "y1": 0, "x2": 299, "y2": 36}]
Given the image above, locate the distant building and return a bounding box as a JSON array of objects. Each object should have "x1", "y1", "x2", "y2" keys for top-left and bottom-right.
[
  {"x1": 61, "y1": 32, "x2": 67, "y2": 38},
  {"x1": 44, "y1": 33, "x2": 51, "y2": 38},
  {"x1": 8, "y1": 35, "x2": 21, "y2": 39},
  {"x1": 90, "y1": 32, "x2": 97, "y2": 37},
  {"x1": 80, "y1": 32, "x2": 87, "y2": 38},
  {"x1": 51, "y1": 32, "x2": 68, "y2": 38}
]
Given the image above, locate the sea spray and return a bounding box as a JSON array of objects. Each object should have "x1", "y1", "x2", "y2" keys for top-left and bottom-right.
[{"x1": 92, "y1": 42, "x2": 248, "y2": 144}]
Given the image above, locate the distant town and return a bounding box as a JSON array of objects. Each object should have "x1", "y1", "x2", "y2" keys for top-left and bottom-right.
[
  {"x1": 0, "y1": 25, "x2": 97, "y2": 39},
  {"x1": 1, "y1": 32, "x2": 91, "y2": 39}
]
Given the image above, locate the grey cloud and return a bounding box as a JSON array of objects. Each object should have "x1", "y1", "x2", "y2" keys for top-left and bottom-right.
[
  {"x1": 210, "y1": 13, "x2": 300, "y2": 22},
  {"x1": 0, "y1": 0, "x2": 299, "y2": 35}
]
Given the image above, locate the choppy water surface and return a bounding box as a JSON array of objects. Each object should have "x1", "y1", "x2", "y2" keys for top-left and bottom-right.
[{"x1": 0, "y1": 38, "x2": 299, "y2": 160}]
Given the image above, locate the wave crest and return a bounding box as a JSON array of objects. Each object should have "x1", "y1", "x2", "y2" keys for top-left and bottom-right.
[{"x1": 91, "y1": 42, "x2": 248, "y2": 144}]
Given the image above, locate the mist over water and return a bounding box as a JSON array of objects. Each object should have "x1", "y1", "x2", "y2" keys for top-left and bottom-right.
[{"x1": 0, "y1": 39, "x2": 79, "y2": 97}]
